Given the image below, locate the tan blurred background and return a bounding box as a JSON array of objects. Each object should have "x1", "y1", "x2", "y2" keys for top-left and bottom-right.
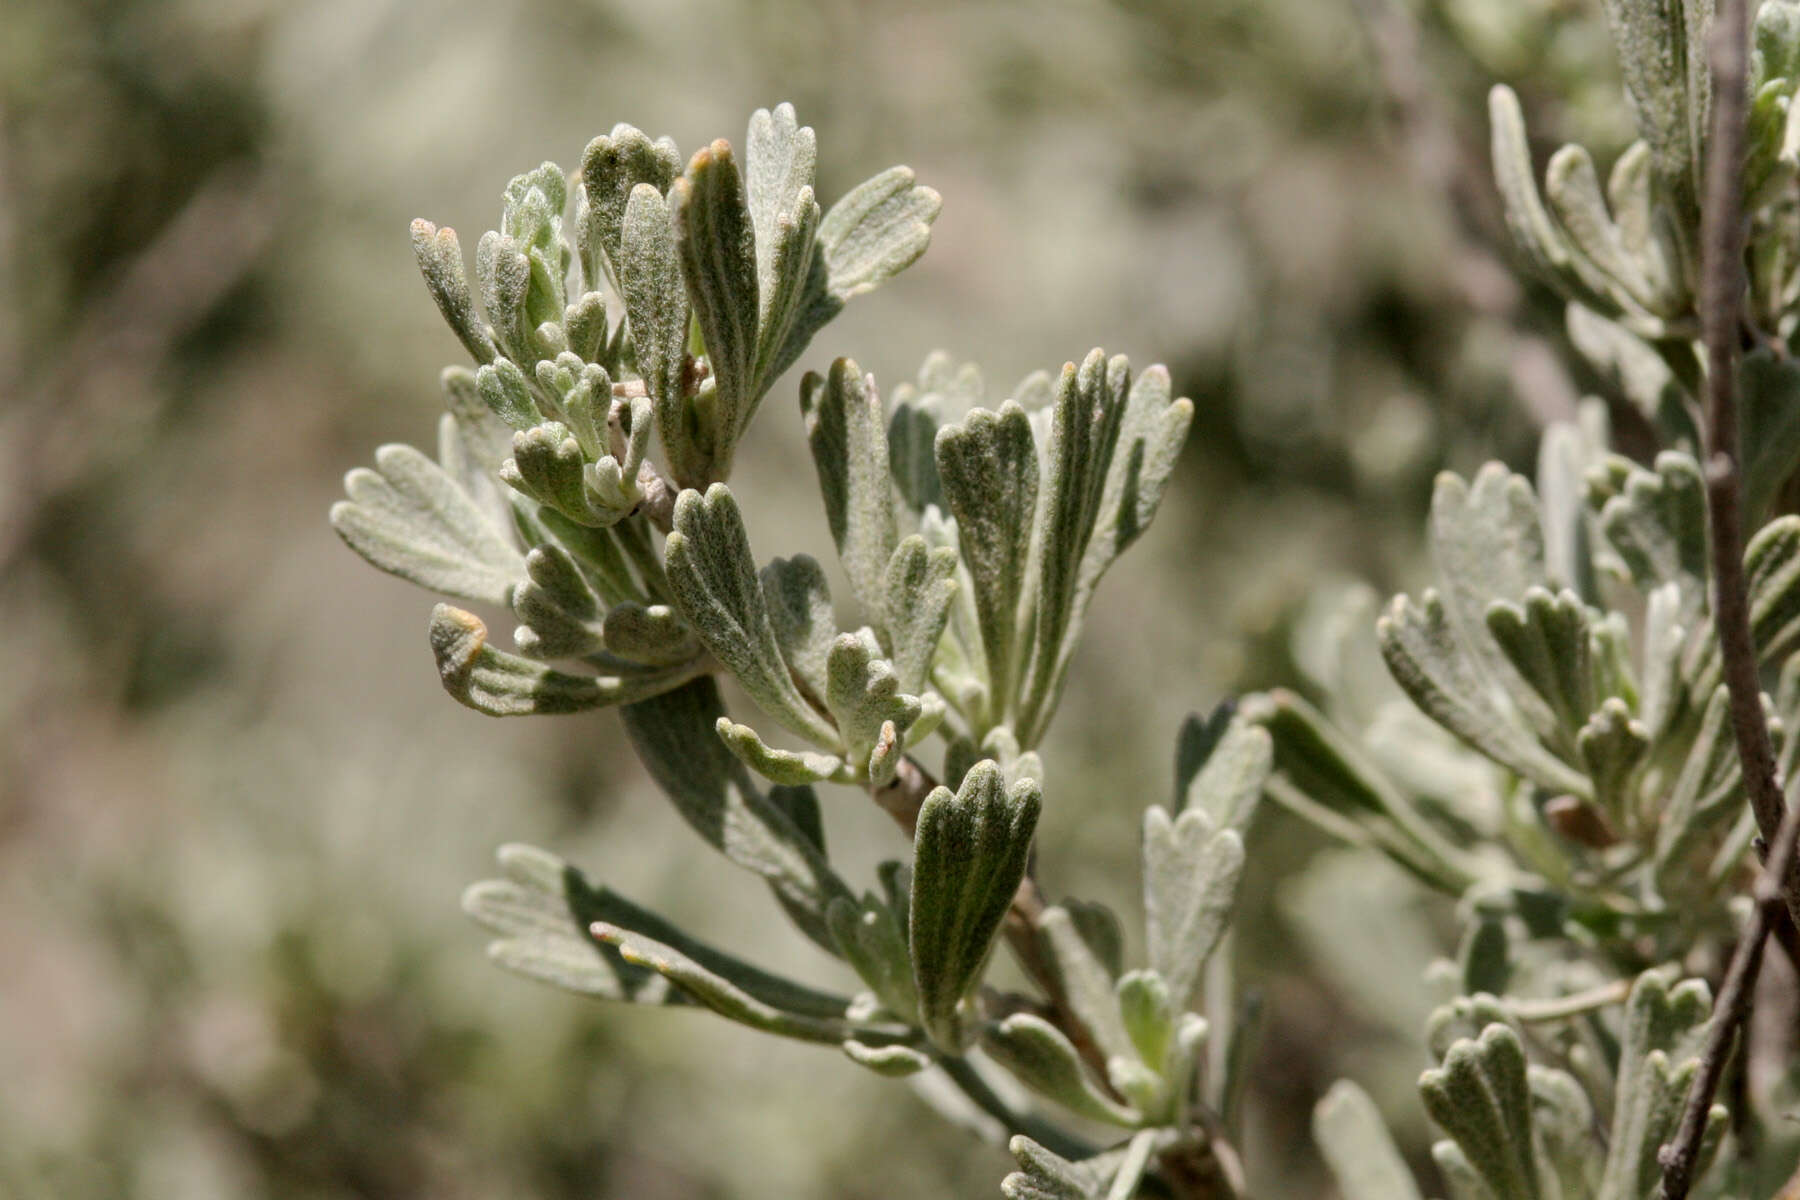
[{"x1": 0, "y1": 0, "x2": 1632, "y2": 1195}]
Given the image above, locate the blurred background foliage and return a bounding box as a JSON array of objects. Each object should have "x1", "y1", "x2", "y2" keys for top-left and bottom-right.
[{"x1": 0, "y1": 0, "x2": 1653, "y2": 1195}]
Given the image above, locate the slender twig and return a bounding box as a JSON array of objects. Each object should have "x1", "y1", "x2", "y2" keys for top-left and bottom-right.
[
  {"x1": 1697, "y1": 2, "x2": 1800, "y2": 919},
  {"x1": 633, "y1": 459, "x2": 678, "y2": 533},
  {"x1": 1506, "y1": 980, "x2": 1632, "y2": 1023},
  {"x1": 936, "y1": 1055, "x2": 1096, "y2": 1162},
  {"x1": 1658, "y1": 1, "x2": 1800, "y2": 1192}
]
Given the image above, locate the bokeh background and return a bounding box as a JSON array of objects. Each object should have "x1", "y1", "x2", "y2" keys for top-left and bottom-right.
[{"x1": 0, "y1": 0, "x2": 1641, "y2": 1195}]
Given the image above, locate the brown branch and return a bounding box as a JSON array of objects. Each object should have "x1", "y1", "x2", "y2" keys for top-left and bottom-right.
[{"x1": 1658, "y1": 0, "x2": 1800, "y2": 1192}]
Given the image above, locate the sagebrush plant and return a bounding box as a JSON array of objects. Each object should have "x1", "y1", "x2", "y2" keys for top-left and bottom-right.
[{"x1": 332, "y1": 0, "x2": 1800, "y2": 1192}]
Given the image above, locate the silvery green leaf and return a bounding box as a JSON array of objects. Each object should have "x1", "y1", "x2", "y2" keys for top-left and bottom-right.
[
  {"x1": 910, "y1": 762, "x2": 1040, "y2": 1050},
  {"x1": 745, "y1": 105, "x2": 821, "y2": 398},
  {"x1": 842, "y1": 1039, "x2": 930, "y2": 1076},
  {"x1": 982, "y1": 1013, "x2": 1138, "y2": 1126},
  {"x1": 1116, "y1": 970, "x2": 1174, "y2": 1069},
  {"x1": 620, "y1": 676, "x2": 853, "y2": 947},
  {"x1": 1596, "y1": 451, "x2": 1708, "y2": 622},
  {"x1": 1064, "y1": 898, "x2": 1126, "y2": 981},
  {"x1": 1142, "y1": 806, "x2": 1244, "y2": 1011},
  {"x1": 1099, "y1": 1131, "x2": 1158, "y2": 1200},
  {"x1": 1653, "y1": 685, "x2": 1746, "y2": 895},
  {"x1": 430, "y1": 606, "x2": 691, "y2": 716},
  {"x1": 1529, "y1": 1066, "x2": 1598, "y2": 1200},
  {"x1": 1757, "y1": 0, "x2": 1800, "y2": 83},
  {"x1": 618, "y1": 182, "x2": 704, "y2": 485},
  {"x1": 498, "y1": 164, "x2": 570, "y2": 339},
  {"x1": 1425, "y1": 995, "x2": 1518, "y2": 1063},
  {"x1": 411, "y1": 219, "x2": 496, "y2": 363},
  {"x1": 1749, "y1": 515, "x2": 1800, "y2": 664},
  {"x1": 1248, "y1": 689, "x2": 1481, "y2": 894},
  {"x1": 562, "y1": 291, "x2": 610, "y2": 365},
  {"x1": 884, "y1": 535, "x2": 959, "y2": 695},
  {"x1": 512, "y1": 543, "x2": 606, "y2": 659},
  {"x1": 716, "y1": 718, "x2": 847, "y2": 784},
  {"x1": 673, "y1": 140, "x2": 759, "y2": 479},
  {"x1": 332, "y1": 443, "x2": 525, "y2": 606},
  {"x1": 760, "y1": 554, "x2": 837, "y2": 705},
  {"x1": 591, "y1": 921, "x2": 871, "y2": 1044},
  {"x1": 534, "y1": 354, "x2": 605, "y2": 455},
  {"x1": 1488, "y1": 87, "x2": 1625, "y2": 320},
  {"x1": 1638, "y1": 582, "x2": 1690, "y2": 738},
  {"x1": 579, "y1": 123, "x2": 682, "y2": 292},
  {"x1": 463, "y1": 843, "x2": 690, "y2": 1004},
  {"x1": 887, "y1": 355, "x2": 974, "y2": 513},
  {"x1": 1543, "y1": 144, "x2": 1655, "y2": 308},
  {"x1": 1016, "y1": 351, "x2": 1127, "y2": 738},
  {"x1": 1379, "y1": 590, "x2": 1593, "y2": 798},
  {"x1": 1177, "y1": 712, "x2": 1271, "y2": 833},
  {"x1": 746, "y1": 104, "x2": 817, "y2": 280},
  {"x1": 1536, "y1": 415, "x2": 1604, "y2": 600},
  {"x1": 826, "y1": 628, "x2": 923, "y2": 776},
  {"x1": 1173, "y1": 704, "x2": 1233, "y2": 811},
  {"x1": 1458, "y1": 908, "x2": 1511, "y2": 998},
  {"x1": 1576, "y1": 697, "x2": 1649, "y2": 820},
  {"x1": 766, "y1": 165, "x2": 942, "y2": 383},
  {"x1": 817, "y1": 164, "x2": 941, "y2": 301},
  {"x1": 476, "y1": 357, "x2": 545, "y2": 433},
  {"x1": 1427, "y1": 465, "x2": 1560, "y2": 739},
  {"x1": 475, "y1": 230, "x2": 534, "y2": 365},
  {"x1": 664, "y1": 485, "x2": 841, "y2": 746},
  {"x1": 1597, "y1": 970, "x2": 1719, "y2": 1200},
  {"x1": 1078, "y1": 364, "x2": 1191, "y2": 573},
  {"x1": 1313, "y1": 1080, "x2": 1425, "y2": 1200},
  {"x1": 1746, "y1": 78, "x2": 1796, "y2": 206},
  {"x1": 802, "y1": 359, "x2": 898, "y2": 617},
  {"x1": 1598, "y1": 0, "x2": 1708, "y2": 216},
  {"x1": 827, "y1": 892, "x2": 918, "y2": 1023},
  {"x1": 1484, "y1": 588, "x2": 1596, "y2": 737},
  {"x1": 1566, "y1": 306, "x2": 1696, "y2": 444},
  {"x1": 937, "y1": 402, "x2": 1040, "y2": 723},
  {"x1": 1037, "y1": 906, "x2": 1134, "y2": 1064},
  {"x1": 500, "y1": 422, "x2": 605, "y2": 526},
  {"x1": 514, "y1": 505, "x2": 652, "y2": 610},
  {"x1": 1608, "y1": 138, "x2": 1657, "y2": 259},
  {"x1": 1433, "y1": 1142, "x2": 1498, "y2": 1200},
  {"x1": 441, "y1": 368, "x2": 514, "y2": 479},
  {"x1": 1003, "y1": 1135, "x2": 1112, "y2": 1200},
  {"x1": 1418, "y1": 1024, "x2": 1542, "y2": 1200},
  {"x1": 1741, "y1": 351, "x2": 1800, "y2": 522},
  {"x1": 768, "y1": 783, "x2": 825, "y2": 855}
]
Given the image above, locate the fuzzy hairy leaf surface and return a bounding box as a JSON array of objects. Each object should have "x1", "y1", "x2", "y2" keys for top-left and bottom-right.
[
  {"x1": 909, "y1": 762, "x2": 1041, "y2": 1050},
  {"x1": 428, "y1": 606, "x2": 694, "y2": 715},
  {"x1": 1418, "y1": 1024, "x2": 1541, "y2": 1200},
  {"x1": 1313, "y1": 1081, "x2": 1425, "y2": 1200},
  {"x1": 620, "y1": 676, "x2": 854, "y2": 948},
  {"x1": 802, "y1": 358, "x2": 897, "y2": 618},
  {"x1": 664, "y1": 485, "x2": 841, "y2": 746},
  {"x1": 333, "y1": 443, "x2": 525, "y2": 606},
  {"x1": 1142, "y1": 806, "x2": 1244, "y2": 1011}
]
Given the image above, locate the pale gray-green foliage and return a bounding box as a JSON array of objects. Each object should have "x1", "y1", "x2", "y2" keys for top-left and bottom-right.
[
  {"x1": 1493, "y1": 0, "x2": 1800, "y2": 485},
  {"x1": 336, "y1": 102, "x2": 1231, "y2": 1199},
  {"x1": 1312, "y1": 1082, "x2": 1424, "y2": 1200},
  {"x1": 911, "y1": 762, "x2": 1040, "y2": 1051},
  {"x1": 1263, "y1": 413, "x2": 1800, "y2": 942},
  {"x1": 1273, "y1": 6, "x2": 1800, "y2": 1194}
]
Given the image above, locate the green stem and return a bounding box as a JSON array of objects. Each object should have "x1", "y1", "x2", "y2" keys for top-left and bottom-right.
[{"x1": 939, "y1": 1054, "x2": 1097, "y2": 1162}]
